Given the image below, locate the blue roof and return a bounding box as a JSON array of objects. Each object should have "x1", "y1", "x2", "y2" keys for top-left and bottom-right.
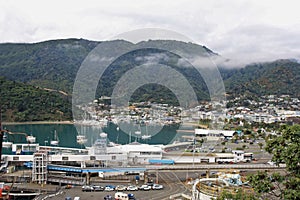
[
  {"x1": 149, "y1": 159, "x2": 174, "y2": 164},
  {"x1": 24, "y1": 162, "x2": 146, "y2": 173},
  {"x1": 48, "y1": 165, "x2": 82, "y2": 173}
]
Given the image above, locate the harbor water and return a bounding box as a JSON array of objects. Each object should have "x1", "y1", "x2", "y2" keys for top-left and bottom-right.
[{"x1": 2, "y1": 122, "x2": 194, "y2": 148}]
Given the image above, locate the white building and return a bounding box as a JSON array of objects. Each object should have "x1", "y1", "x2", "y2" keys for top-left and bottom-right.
[
  {"x1": 164, "y1": 150, "x2": 251, "y2": 164},
  {"x1": 195, "y1": 129, "x2": 236, "y2": 140},
  {"x1": 211, "y1": 151, "x2": 245, "y2": 163},
  {"x1": 107, "y1": 142, "x2": 163, "y2": 165}
]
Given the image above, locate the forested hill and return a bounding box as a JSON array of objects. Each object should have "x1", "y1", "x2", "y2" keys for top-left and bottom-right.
[
  {"x1": 224, "y1": 59, "x2": 300, "y2": 98},
  {"x1": 0, "y1": 76, "x2": 72, "y2": 122},
  {"x1": 0, "y1": 39, "x2": 99, "y2": 93},
  {"x1": 0, "y1": 38, "x2": 299, "y2": 121}
]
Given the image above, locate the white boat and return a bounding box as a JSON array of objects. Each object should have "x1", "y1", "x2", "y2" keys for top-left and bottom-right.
[
  {"x1": 2, "y1": 141, "x2": 13, "y2": 148},
  {"x1": 77, "y1": 135, "x2": 87, "y2": 144},
  {"x1": 50, "y1": 130, "x2": 59, "y2": 146},
  {"x1": 26, "y1": 135, "x2": 36, "y2": 143},
  {"x1": 108, "y1": 142, "x2": 119, "y2": 147},
  {"x1": 141, "y1": 135, "x2": 151, "y2": 140},
  {"x1": 141, "y1": 125, "x2": 151, "y2": 140},
  {"x1": 135, "y1": 131, "x2": 141, "y2": 135},
  {"x1": 50, "y1": 140, "x2": 59, "y2": 146},
  {"x1": 135, "y1": 124, "x2": 142, "y2": 135}
]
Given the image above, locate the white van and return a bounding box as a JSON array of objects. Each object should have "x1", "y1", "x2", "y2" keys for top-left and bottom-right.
[
  {"x1": 114, "y1": 192, "x2": 128, "y2": 200},
  {"x1": 74, "y1": 197, "x2": 80, "y2": 200}
]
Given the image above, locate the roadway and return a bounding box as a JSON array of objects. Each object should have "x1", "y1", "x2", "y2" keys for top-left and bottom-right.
[
  {"x1": 45, "y1": 172, "x2": 193, "y2": 200},
  {"x1": 145, "y1": 163, "x2": 286, "y2": 172}
]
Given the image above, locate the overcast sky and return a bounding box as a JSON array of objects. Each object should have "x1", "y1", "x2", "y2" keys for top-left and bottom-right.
[{"x1": 1, "y1": 0, "x2": 300, "y2": 66}]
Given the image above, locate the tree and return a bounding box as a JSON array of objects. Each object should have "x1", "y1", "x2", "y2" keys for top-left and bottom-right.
[
  {"x1": 217, "y1": 189, "x2": 257, "y2": 200},
  {"x1": 248, "y1": 125, "x2": 300, "y2": 199},
  {"x1": 266, "y1": 125, "x2": 300, "y2": 175},
  {"x1": 247, "y1": 171, "x2": 285, "y2": 199}
]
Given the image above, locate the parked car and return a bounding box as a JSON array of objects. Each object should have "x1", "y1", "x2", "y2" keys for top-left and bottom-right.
[
  {"x1": 65, "y1": 185, "x2": 73, "y2": 189},
  {"x1": 105, "y1": 185, "x2": 115, "y2": 191},
  {"x1": 104, "y1": 195, "x2": 113, "y2": 200},
  {"x1": 126, "y1": 185, "x2": 138, "y2": 191},
  {"x1": 82, "y1": 185, "x2": 94, "y2": 192},
  {"x1": 152, "y1": 184, "x2": 163, "y2": 190},
  {"x1": 115, "y1": 192, "x2": 129, "y2": 200},
  {"x1": 128, "y1": 193, "x2": 136, "y2": 200},
  {"x1": 139, "y1": 184, "x2": 151, "y2": 191},
  {"x1": 116, "y1": 185, "x2": 127, "y2": 191},
  {"x1": 146, "y1": 182, "x2": 154, "y2": 187},
  {"x1": 93, "y1": 185, "x2": 105, "y2": 191}
]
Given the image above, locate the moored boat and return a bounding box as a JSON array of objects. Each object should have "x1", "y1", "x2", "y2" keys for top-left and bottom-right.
[
  {"x1": 26, "y1": 135, "x2": 36, "y2": 143},
  {"x1": 77, "y1": 135, "x2": 87, "y2": 144},
  {"x1": 50, "y1": 130, "x2": 59, "y2": 146},
  {"x1": 2, "y1": 141, "x2": 13, "y2": 148}
]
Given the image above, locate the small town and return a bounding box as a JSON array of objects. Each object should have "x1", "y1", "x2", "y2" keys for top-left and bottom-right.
[
  {"x1": 0, "y1": 93, "x2": 298, "y2": 199},
  {"x1": 86, "y1": 94, "x2": 300, "y2": 128},
  {"x1": 1, "y1": 1, "x2": 300, "y2": 200}
]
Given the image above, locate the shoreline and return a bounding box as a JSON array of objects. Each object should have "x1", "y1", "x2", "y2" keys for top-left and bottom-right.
[
  {"x1": 2, "y1": 121, "x2": 200, "y2": 129},
  {"x1": 2, "y1": 121, "x2": 74, "y2": 125}
]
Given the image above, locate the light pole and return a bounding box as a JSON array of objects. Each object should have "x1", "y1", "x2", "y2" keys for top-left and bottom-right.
[{"x1": 192, "y1": 137, "x2": 195, "y2": 167}]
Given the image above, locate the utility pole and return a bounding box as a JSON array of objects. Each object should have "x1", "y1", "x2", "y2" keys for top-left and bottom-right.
[{"x1": 192, "y1": 137, "x2": 195, "y2": 167}]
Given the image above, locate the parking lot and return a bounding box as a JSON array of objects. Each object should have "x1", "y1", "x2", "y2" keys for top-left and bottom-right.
[
  {"x1": 38, "y1": 167, "x2": 279, "y2": 200},
  {"x1": 48, "y1": 172, "x2": 191, "y2": 200},
  {"x1": 57, "y1": 184, "x2": 170, "y2": 200}
]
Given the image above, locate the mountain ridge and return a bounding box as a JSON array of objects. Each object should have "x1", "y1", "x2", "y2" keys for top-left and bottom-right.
[{"x1": 0, "y1": 38, "x2": 299, "y2": 121}]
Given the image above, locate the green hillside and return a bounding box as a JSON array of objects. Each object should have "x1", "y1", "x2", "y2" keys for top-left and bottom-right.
[
  {"x1": 0, "y1": 39, "x2": 213, "y2": 103},
  {"x1": 224, "y1": 59, "x2": 300, "y2": 98},
  {"x1": 0, "y1": 39, "x2": 299, "y2": 121},
  {"x1": 97, "y1": 46, "x2": 210, "y2": 103},
  {"x1": 0, "y1": 77, "x2": 72, "y2": 122},
  {"x1": 0, "y1": 39, "x2": 99, "y2": 93}
]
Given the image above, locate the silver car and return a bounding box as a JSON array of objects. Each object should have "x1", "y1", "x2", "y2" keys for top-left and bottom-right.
[{"x1": 127, "y1": 185, "x2": 138, "y2": 191}]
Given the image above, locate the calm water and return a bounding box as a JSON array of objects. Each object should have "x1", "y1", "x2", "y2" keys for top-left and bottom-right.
[{"x1": 3, "y1": 122, "x2": 194, "y2": 148}]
